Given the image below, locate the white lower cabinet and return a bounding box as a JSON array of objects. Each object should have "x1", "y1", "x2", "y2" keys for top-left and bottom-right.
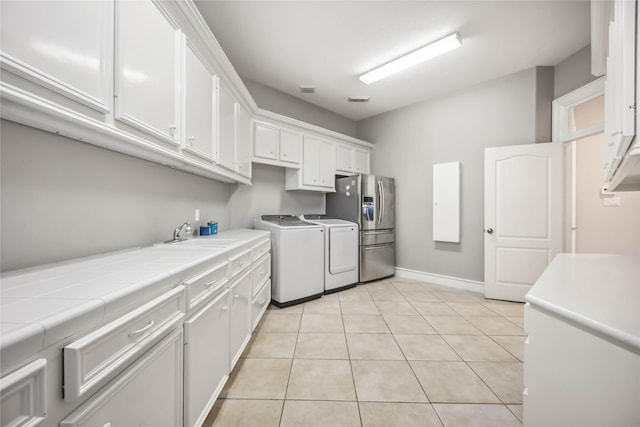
[
  {"x1": 60, "y1": 328, "x2": 184, "y2": 427},
  {"x1": 183, "y1": 289, "x2": 229, "y2": 427},
  {"x1": 0, "y1": 358, "x2": 47, "y2": 426},
  {"x1": 251, "y1": 279, "x2": 271, "y2": 331},
  {"x1": 229, "y1": 270, "x2": 252, "y2": 370}
]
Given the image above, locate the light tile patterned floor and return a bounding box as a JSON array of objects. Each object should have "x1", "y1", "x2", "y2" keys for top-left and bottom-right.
[{"x1": 203, "y1": 277, "x2": 524, "y2": 427}]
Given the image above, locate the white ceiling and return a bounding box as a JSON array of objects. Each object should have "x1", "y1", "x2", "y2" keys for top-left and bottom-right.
[{"x1": 195, "y1": 1, "x2": 591, "y2": 121}]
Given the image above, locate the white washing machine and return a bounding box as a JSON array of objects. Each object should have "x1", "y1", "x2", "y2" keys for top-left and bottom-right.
[
  {"x1": 301, "y1": 214, "x2": 359, "y2": 293},
  {"x1": 255, "y1": 215, "x2": 324, "y2": 307}
]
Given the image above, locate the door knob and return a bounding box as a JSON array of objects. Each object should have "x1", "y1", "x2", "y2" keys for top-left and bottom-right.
[{"x1": 486, "y1": 228, "x2": 494, "y2": 234}]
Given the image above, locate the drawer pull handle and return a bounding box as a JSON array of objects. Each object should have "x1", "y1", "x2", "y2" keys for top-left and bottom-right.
[
  {"x1": 128, "y1": 320, "x2": 155, "y2": 337},
  {"x1": 102, "y1": 423, "x2": 112, "y2": 427},
  {"x1": 221, "y1": 305, "x2": 228, "y2": 311},
  {"x1": 205, "y1": 279, "x2": 217, "y2": 288},
  {"x1": 259, "y1": 298, "x2": 266, "y2": 304}
]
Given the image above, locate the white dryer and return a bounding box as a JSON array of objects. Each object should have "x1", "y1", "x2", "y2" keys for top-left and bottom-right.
[
  {"x1": 301, "y1": 214, "x2": 359, "y2": 293},
  {"x1": 255, "y1": 215, "x2": 324, "y2": 307}
]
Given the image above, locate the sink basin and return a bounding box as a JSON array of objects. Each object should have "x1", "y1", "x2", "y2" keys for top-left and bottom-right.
[{"x1": 160, "y1": 238, "x2": 239, "y2": 247}]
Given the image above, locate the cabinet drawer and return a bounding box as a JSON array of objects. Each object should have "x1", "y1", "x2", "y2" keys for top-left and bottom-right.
[
  {"x1": 184, "y1": 261, "x2": 229, "y2": 312},
  {"x1": 61, "y1": 328, "x2": 183, "y2": 427},
  {"x1": 63, "y1": 286, "x2": 185, "y2": 402},
  {"x1": 0, "y1": 358, "x2": 47, "y2": 426},
  {"x1": 251, "y1": 239, "x2": 271, "y2": 262},
  {"x1": 251, "y1": 253, "x2": 271, "y2": 297},
  {"x1": 228, "y1": 249, "x2": 251, "y2": 279},
  {"x1": 251, "y1": 279, "x2": 271, "y2": 331}
]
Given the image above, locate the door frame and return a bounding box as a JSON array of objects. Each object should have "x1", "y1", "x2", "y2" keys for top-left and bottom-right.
[{"x1": 552, "y1": 78, "x2": 605, "y2": 253}]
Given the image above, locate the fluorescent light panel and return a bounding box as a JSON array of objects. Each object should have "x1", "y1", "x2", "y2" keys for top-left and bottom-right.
[{"x1": 360, "y1": 33, "x2": 461, "y2": 84}]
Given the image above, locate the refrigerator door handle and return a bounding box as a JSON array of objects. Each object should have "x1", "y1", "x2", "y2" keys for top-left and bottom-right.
[
  {"x1": 363, "y1": 243, "x2": 394, "y2": 250},
  {"x1": 362, "y1": 230, "x2": 393, "y2": 235},
  {"x1": 377, "y1": 180, "x2": 384, "y2": 226}
]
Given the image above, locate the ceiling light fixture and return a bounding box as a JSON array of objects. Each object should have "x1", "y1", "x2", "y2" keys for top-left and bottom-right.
[{"x1": 359, "y1": 32, "x2": 462, "y2": 85}]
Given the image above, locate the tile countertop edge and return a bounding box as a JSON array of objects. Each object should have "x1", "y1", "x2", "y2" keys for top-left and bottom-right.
[
  {"x1": 0, "y1": 228, "x2": 271, "y2": 372},
  {"x1": 525, "y1": 294, "x2": 640, "y2": 353},
  {"x1": 525, "y1": 253, "x2": 640, "y2": 354}
]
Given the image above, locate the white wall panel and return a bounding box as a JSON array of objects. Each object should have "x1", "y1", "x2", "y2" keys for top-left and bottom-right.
[{"x1": 433, "y1": 162, "x2": 460, "y2": 243}]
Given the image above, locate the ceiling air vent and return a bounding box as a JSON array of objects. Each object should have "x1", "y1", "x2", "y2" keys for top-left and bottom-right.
[
  {"x1": 300, "y1": 86, "x2": 315, "y2": 94},
  {"x1": 348, "y1": 96, "x2": 371, "y2": 103}
]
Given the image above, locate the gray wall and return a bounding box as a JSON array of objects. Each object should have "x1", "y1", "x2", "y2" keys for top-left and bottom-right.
[
  {"x1": 0, "y1": 120, "x2": 234, "y2": 271},
  {"x1": 242, "y1": 77, "x2": 359, "y2": 138},
  {"x1": 554, "y1": 45, "x2": 597, "y2": 98},
  {"x1": 357, "y1": 68, "x2": 546, "y2": 283},
  {"x1": 1, "y1": 120, "x2": 325, "y2": 272},
  {"x1": 228, "y1": 163, "x2": 325, "y2": 229}
]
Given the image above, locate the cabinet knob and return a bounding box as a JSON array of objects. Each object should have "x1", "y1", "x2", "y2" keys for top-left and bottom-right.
[
  {"x1": 222, "y1": 305, "x2": 228, "y2": 311},
  {"x1": 486, "y1": 228, "x2": 494, "y2": 234},
  {"x1": 169, "y1": 126, "x2": 176, "y2": 137},
  {"x1": 234, "y1": 293, "x2": 240, "y2": 298}
]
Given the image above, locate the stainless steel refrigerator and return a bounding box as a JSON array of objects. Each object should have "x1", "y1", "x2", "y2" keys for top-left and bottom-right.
[{"x1": 326, "y1": 174, "x2": 395, "y2": 282}]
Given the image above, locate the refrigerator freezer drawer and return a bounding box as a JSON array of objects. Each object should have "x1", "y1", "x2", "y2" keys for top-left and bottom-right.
[
  {"x1": 360, "y1": 229, "x2": 395, "y2": 245},
  {"x1": 360, "y1": 243, "x2": 395, "y2": 282}
]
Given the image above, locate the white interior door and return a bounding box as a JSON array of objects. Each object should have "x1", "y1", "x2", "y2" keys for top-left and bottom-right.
[{"x1": 484, "y1": 143, "x2": 562, "y2": 302}]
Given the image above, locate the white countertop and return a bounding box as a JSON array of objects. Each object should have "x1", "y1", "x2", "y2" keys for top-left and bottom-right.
[
  {"x1": 0, "y1": 229, "x2": 269, "y2": 372},
  {"x1": 525, "y1": 254, "x2": 640, "y2": 351}
]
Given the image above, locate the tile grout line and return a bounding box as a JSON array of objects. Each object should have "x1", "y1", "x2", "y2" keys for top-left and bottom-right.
[{"x1": 340, "y1": 292, "x2": 365, "y2": 427}]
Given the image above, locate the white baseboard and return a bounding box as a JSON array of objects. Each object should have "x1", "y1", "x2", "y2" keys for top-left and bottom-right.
[{"x1": 394, "y1": 267, "x2": 484, "y2": 294}]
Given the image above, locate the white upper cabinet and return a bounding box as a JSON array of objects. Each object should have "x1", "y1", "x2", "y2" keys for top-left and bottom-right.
[
  {"x1": 280, "y1": 129, "x2": 302, "y2": 166},
  {"x1": 286, "y1": 136, "x2": 335, "y2": 191},
  {"x1": 115, "y1": 0, "x2": 180, "y2": 145},
  {"x1": 0, "y1": 1, "x2": 113, "y2": 113},
  {"x1": 603, "y1": 0, "x2": 637, "y2": 186},
  {"x1": 253, "y1": 122, "x2": 278, "y2": 161},
  {"x1": 253, "y1": 122, "x2": 302, "y2": 168},
  {"x1": 236, "y1": 103, "x2": 252, "y2": 179},
  {"x1": 336, "y1": 145, "x2": 353, "y2": 173},
  {"x1": 217, "y1": 81, "x2": 252, "y2": 179},
  {"x1": 183, "y1": 42, "x2": 217, "y2": 162},
  {"x1": 336, "y1": 144, "x2": 370, "y2": 175},
  {"x1": 217, "y1": 81, "x2": 236, "y2": 172},
  {"x1": 353, "y1": 149, "x2": 370, "y2": 174},
  {"x1": 0, "y1": 0, "x2": 371, "y2": 187}
]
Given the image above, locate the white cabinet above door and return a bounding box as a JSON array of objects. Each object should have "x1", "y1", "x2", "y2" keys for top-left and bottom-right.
[
  {"x1": 115, "y1": 0, "x2": 180, "y2": 146},
  {"x1": 183, "y1": 41, "x2": 217, "y2": 162},
  {"x1": 0, "y1": 0, "x2": 113, "y2": 114}
]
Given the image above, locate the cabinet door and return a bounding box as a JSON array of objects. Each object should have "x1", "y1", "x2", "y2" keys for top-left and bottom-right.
[
  {"x1": 254, "y1": 122, "x2": 278, "y2": 160},
  {"x1": 336, "y1": 145, "x2": 353, "y2": 174},
  {"x1": 318, "y1": 139, "x2": 336, "y2": 188},
  {"x1": 229, "y1": 270, "x2": 252, "y2": 369},
  {"x1": 184, "y1": 290, "x2": 229, "y2": 427},
  {"x1": 353, "y1": 149, "x2": 370, "y2": 174},
  {"x1": 60, "y1": 329, "x2": 183, "y2": 427},
  {"x1": 302, "y1": 136, "x2": 321, "y2": 186},
  {"x1": 279, "y1": 129, "x2": 302, "y2": 166},
  {"x1": 217, "y1": 82, "x2": 236, "y2": 171},
  {"x1": 115, "y1": 0, "x2": 180, "y2": 145},
  {"x1": 236, "y1": 103, "x2": 252, "y2": 178},
  {"x1": 184, "y1": 42, "x2": 216, "y2": 161},
  {"x1": 0, "y1": 1, "x2": 112, "y2": 113}
]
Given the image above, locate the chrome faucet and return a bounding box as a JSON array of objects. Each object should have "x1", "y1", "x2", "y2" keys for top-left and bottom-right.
[{"x1": 173, "y1": 220, "x2": 192, "y2": 240}]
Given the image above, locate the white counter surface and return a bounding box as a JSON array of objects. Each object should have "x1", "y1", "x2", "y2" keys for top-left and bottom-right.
[
  {"x1": 525, "y1": 253, "x2": 640, "y2": 351},
  {"x1": 0, "y1": 229, "x2": 269, "y2": 372}
]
